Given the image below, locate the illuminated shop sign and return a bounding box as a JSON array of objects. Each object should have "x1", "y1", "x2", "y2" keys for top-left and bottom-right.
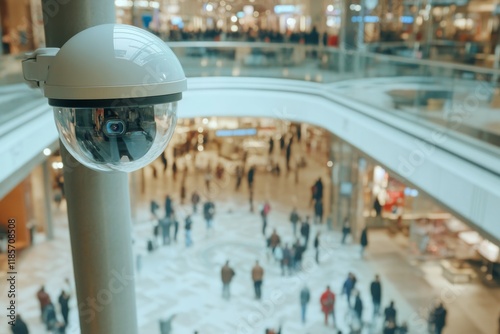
[
  {"x1": 274, "y1": 5, "x2": 301, "y2": 14},
  {"x1": 351, "y1": 16, "x2": 380, "y2": 23},
  {"x1": 351, "y1": 15, "x2": 414, "y2": 24},
  {"x1": 215, "y1": 128, "x2": 257, "y2": 137}
]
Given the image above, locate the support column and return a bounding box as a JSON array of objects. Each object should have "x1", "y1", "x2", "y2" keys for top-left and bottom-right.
[
  {"x1": 42, "y1": 160, "x2": 54, "y2": 240},
  {"x1": 331, "y1": 140, "x2": 367, "y2": 241},
  {"x1": 42, "y1": 1, "x2": 138, "y2": 333},
  {"x1": 333, "y1": 141, "x2": 353, "y2": 229}
]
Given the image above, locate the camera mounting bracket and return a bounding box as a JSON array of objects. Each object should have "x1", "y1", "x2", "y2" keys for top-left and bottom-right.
[{"x1": 22, "y1": 48, "x2": 60, "y2": 89}]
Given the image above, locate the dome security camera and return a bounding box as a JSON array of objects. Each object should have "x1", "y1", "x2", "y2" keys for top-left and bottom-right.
[{"x1": 22, "y1": 24, "x2": 187, "y2": 172}]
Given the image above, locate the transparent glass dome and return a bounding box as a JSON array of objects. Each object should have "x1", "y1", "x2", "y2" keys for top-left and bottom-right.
[{"x1": 54, "y1": 103, "x2": 177, "y2": 172}]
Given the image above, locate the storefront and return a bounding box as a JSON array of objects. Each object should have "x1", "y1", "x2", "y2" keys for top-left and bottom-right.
[{"x1": 363, "y1": 163, "x2": 500, "y2": 286}]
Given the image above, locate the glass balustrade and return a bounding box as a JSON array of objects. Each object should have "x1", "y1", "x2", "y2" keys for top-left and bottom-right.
[{"x1": 2, "y1": 42, "x2": 500, "y2": 153}]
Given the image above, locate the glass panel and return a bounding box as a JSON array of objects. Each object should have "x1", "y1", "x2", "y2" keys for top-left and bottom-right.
[{"x1": 3, "y1": 43, "x2": 500, "y2": 152}]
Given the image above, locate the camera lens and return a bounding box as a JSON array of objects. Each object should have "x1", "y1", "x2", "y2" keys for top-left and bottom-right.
[
  {"x1": 104, "y1": 120, "x2": 126, "y2": 136},
  {"x1": 53, "y1": 103, "x2": 177, "y2": 172}
]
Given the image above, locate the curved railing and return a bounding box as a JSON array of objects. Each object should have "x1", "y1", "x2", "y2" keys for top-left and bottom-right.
[{"x1": 2, "y1": 42, "x2": 500, "y2": 154}]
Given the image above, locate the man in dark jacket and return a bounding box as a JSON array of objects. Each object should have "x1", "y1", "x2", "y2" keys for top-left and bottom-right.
[
  {"x1": 433, "y1": 303, "x2": 447, "y2": 334},
  {"x1": 11, "y1": 315, "x2": 29, "y2": 334},
  {"x1": 360, "y1": 227, "x2": 368, "y2": 257},
  {"x1": 313, "y1": 177, "x2": 324, "y2": 201},
  {"x1": 164, "y1": 195, "x2": 173, "y2": 218},
  {"x1": 300, "y1": 217, "x2": 311, "y2": 247},
  {"x1": 293, "y1": 240, "x2": 304, "y2": 271},
  {"x1": 203, "y1": 200, "x2": 215, "y2": 231},
  {"x1": 289, "y1": 208, "x2": 300, "y2": 236},
  {"x1": 247, "y1": 166, "x2": 255, "y2": 191},
  {"x1": 314, "y1": 232, "x2": 321, "y2": 264},
  {"x1": 342, "y1": 272, "x2": 357, "y2": 307},
  {"x1": 281, "y1": 244, "x2": 292, "y2": 276},
  {"x1": 314, "y1": 199, "x2": 323, "y2": 224},
  {"x1": 58, "y1": 290, "x2": 70, "y2": 326},
  {"x1": 384, "y1": 301, "x2": 397, "y2": 324},
  {"x1": 370, "y1": 275, "x2": 382, "y2": 316},
  {"x1": 354, "y1": 290, "x2": 363, "y2": 323}
]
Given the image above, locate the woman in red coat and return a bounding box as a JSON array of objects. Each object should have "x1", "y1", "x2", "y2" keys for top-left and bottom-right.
[{"x1": 320, "y1": 286, "x2": 336, "y2": 326}]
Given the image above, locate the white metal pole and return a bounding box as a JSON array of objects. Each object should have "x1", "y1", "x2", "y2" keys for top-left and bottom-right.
[{"x1": 42, "y1": 1, "x2": 139, "y2": 333}]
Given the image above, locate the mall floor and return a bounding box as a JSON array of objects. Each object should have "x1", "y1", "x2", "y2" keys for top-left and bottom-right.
[{"x1": 1, "y1": 144, "x2": 499, "y2": 334}]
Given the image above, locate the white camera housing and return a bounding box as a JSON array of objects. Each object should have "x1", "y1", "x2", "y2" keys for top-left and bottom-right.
[{"x1": 23, "y1": 24, "x2": 187, "y2": 172}]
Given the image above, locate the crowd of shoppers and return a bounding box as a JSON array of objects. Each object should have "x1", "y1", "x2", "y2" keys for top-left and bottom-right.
[
  {"x1": 25, "y1": 279, "x2": 72, "y2": 334},
  {"x1": 20, "y1": 123, "x2": 455, "y2": 334},
  {"x1": 163, "y1": 26, "x2": 338, "y2": 47}
]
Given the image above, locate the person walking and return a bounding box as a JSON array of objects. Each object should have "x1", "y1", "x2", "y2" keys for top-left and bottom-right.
[
  {"x1": 353, "y1": 290, "x2": 363, "y2": 325},
  {"x1": 260, "y1": 201, "x2": 271, "y2": 236},
  {"x1": 370, "y1": 275, "x2": 382, "y2": 316},
  {"x1": 384, "y1": 301, "x2": 397, "y2": 324},
  {"x1": 314, "y1": 199, "x2": 324, "y2": 224},
  {"x1": 165, "y1": 195, "x2": 173, "y2": 218},
  {"x1": 300, "y1": 285, "x2": 310, "y2": 323},
  {"x1": 172, "y1": 160, "x2": 178, "y2": 181},
  {"x1": 185, "y1": 215, "x2": 193, "y2": 247},
  {"x1": 172, "y1": 211, "x2": 179, "y2": 243},
  {"x1": 374, "y1": 197, "x2": 382, "y2": 217},
  {"x1": 150, "y1": 200, "x2": 160, "y2": 218},
  {"x1": 341, "y1": 218, "x2": 351, "y2": 244},
  {"x1": 300, "y1": 217, "x2": 310, "y2": 248},
  {"x1": 221, "y1": 260, "x2": 236, "y2": 300},
  {"x1": 10, "y1": 315, "x2": 29, "y2": 334},
  {"x1": 58, "y1": 290, "x2": 70, "y2": 326},
  {"x1": 36, "y1": 286, "x2": 51, "y2": 320},
  {"x1": 252, "y1": 260, "x2": 264, "y2": 299},
  {"x1": 42, "y1": 302, "x2": 57, "y2": 330},
  {"x1": 268, "y1": 137, "x2": 274, "y2": 155},
  {"x1": 191, "y1": 191, "x2": 200, "y2": 213},
  {"x1": 161, "y1": 152, "x2": 168, "y2": 173},
  {"x1": 235, "y1": 165, "x2": 244, "y2": 191},
  {"x1": 247, "y1": 165, "x2": 255, "y2": 191},
  {"x1": 281, "y1": 243, "x2": 292, "y2": 276},
  {"x1": 360, "y1": 226, "x2": 368, "y2": 257},
  {"x1": 159, "y1": 314, "x2": 176, "y2": 334},
  {"x1": 313, "y1": 177, "x2": 324, "y2": 201},
  {"x1": 289, "y1": 208, "x2": 300, "y2": 236},
  {"x1": 160, "y1": 217, "x2": 171, "y2": 245},
  {"x1": 342, "y1": 273, "x2": 357, "y2": 307},
  {"x1": 432, "y1": 303, "x2": 447, "y2": 334},
  {"x1": 314, "y1": 232, "x2": 321, "y2": 264},
  {"x1": 320, "y1": 286, "x2": 336, "y2": 326},
  {"x1": 269, "y1": 229, "x2": 280, "y2": 254},
  {"x1": 203, "y1": 200, "x2": 215, "y2": 231},
  {"x1": 293, "y1": 240, "x2": 304, "y2": 271}
]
